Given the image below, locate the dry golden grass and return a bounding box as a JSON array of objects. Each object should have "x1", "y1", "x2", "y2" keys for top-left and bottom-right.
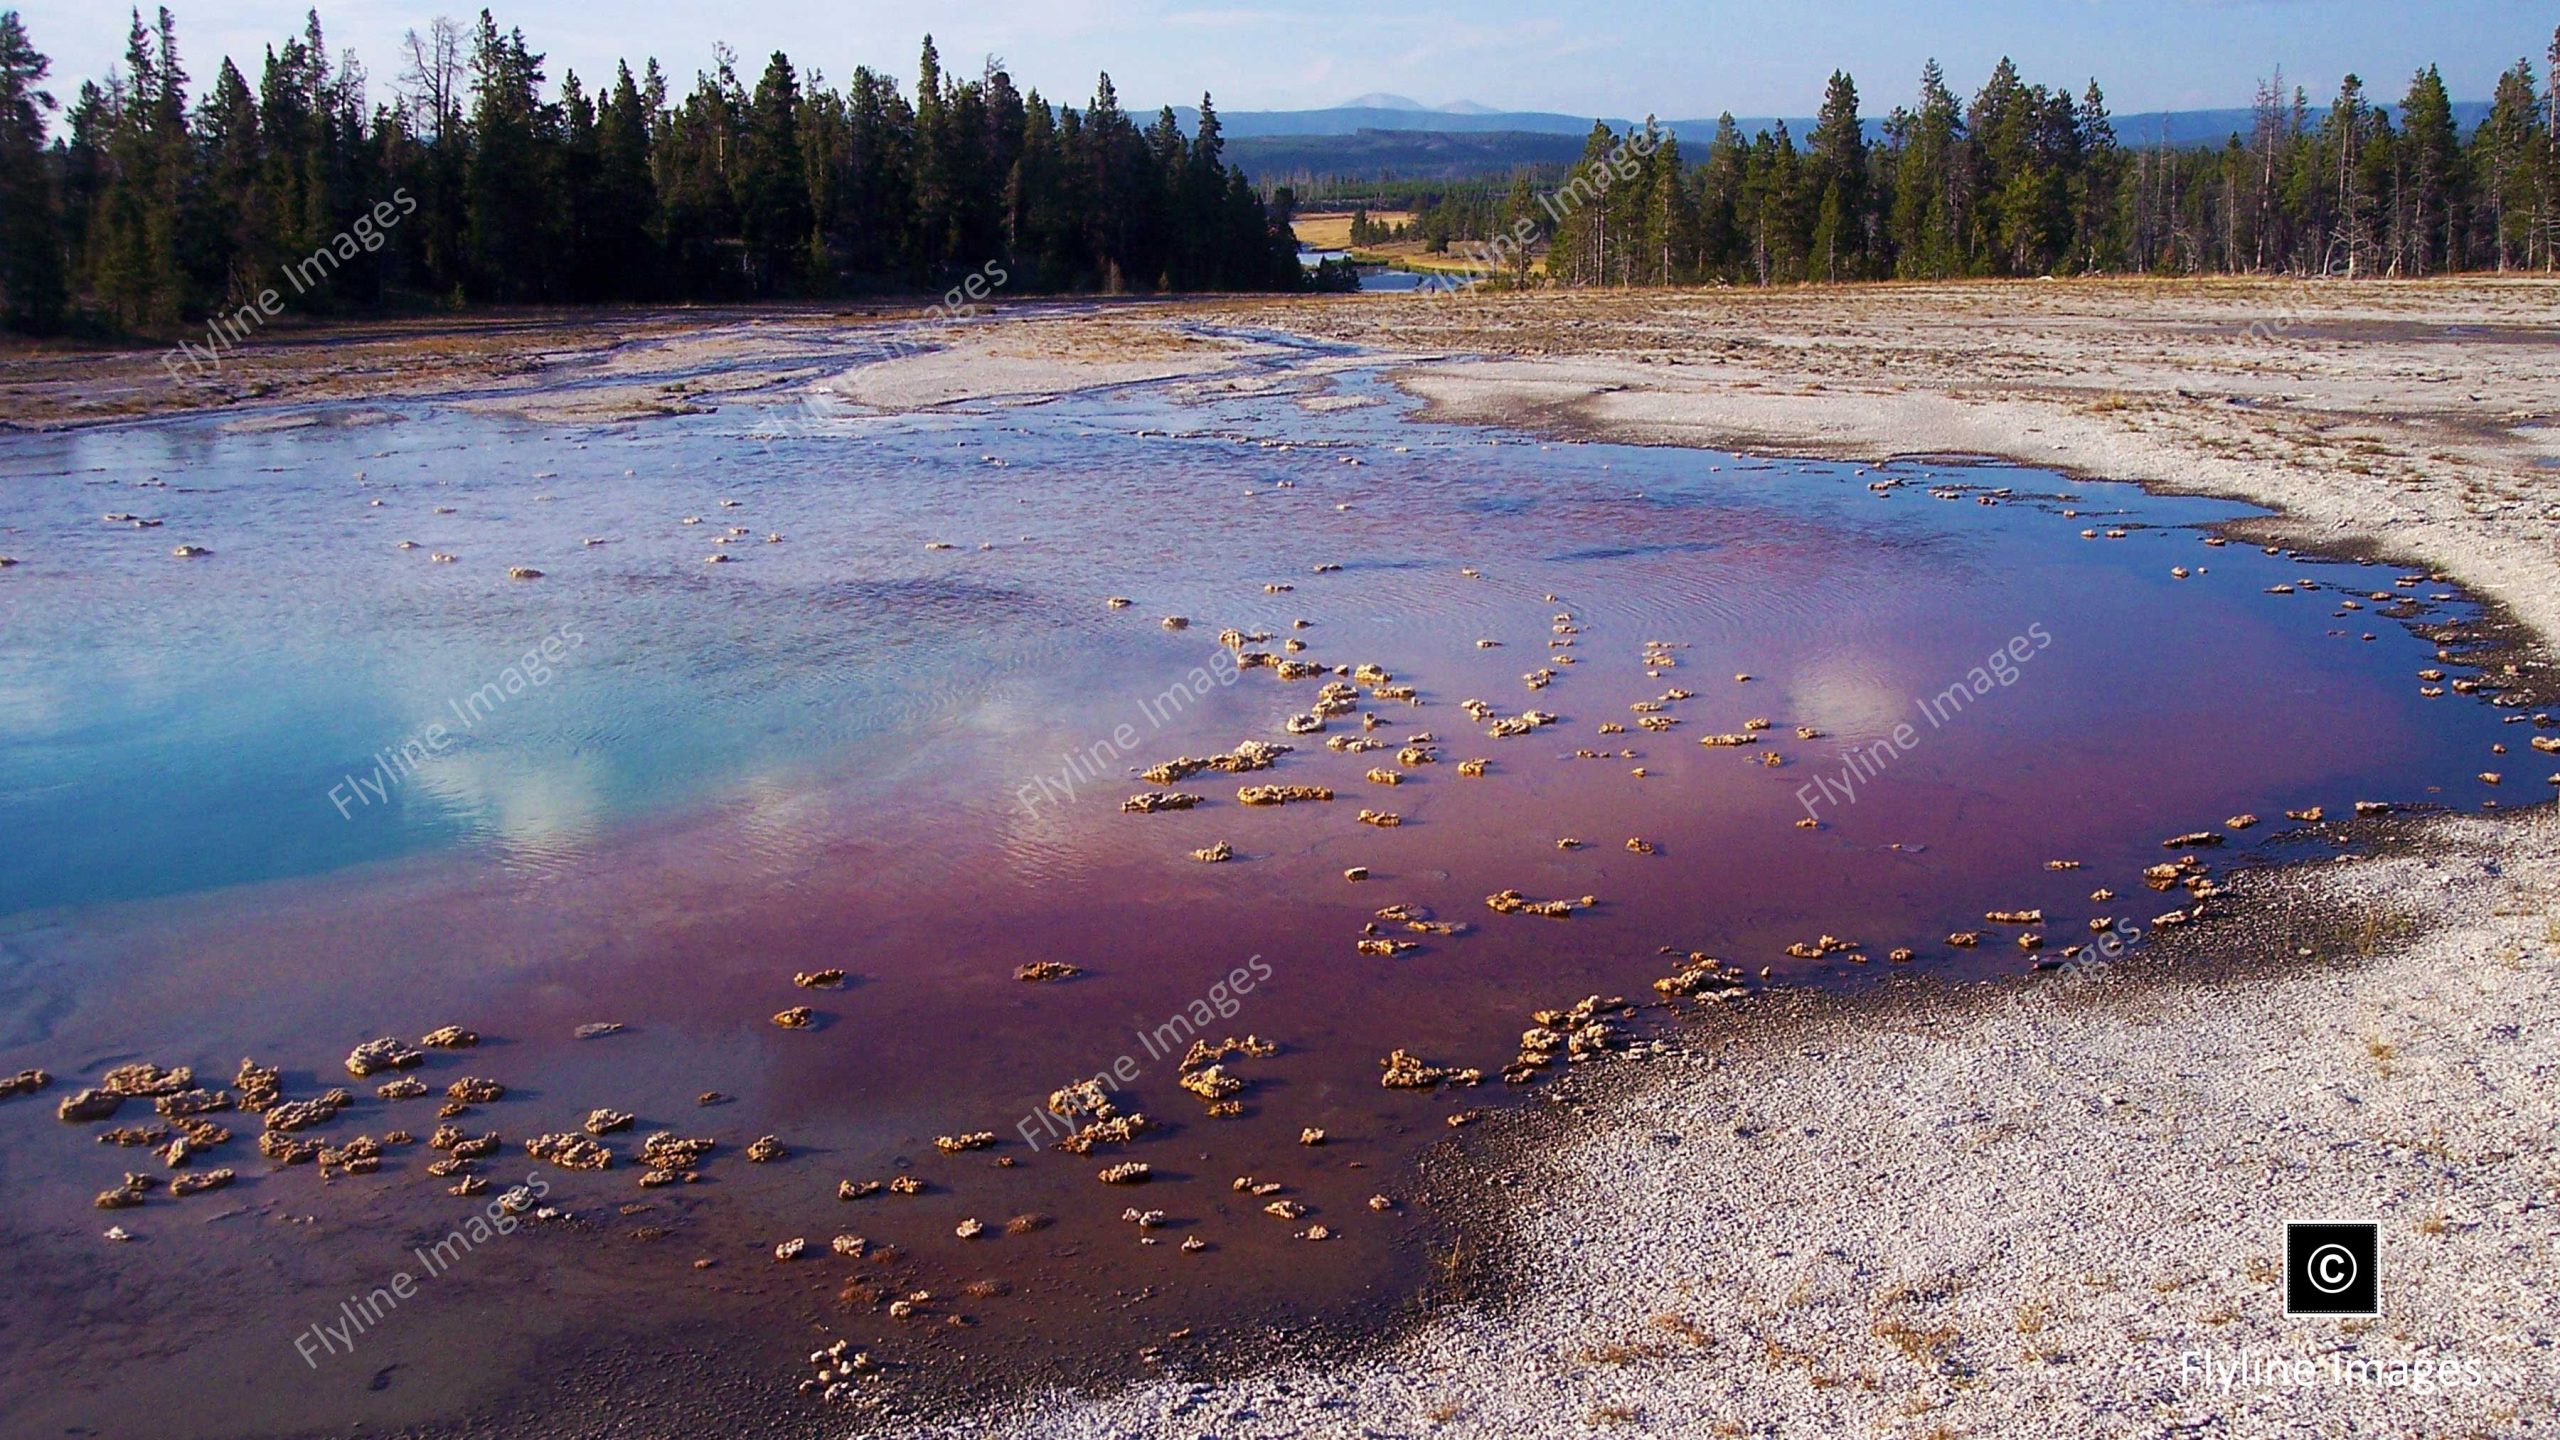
[
  {"x1": 1871, "y1": 1317, "x2": 1961, "y2": 1366},
  {"x1": 1575, "y1": 1337, "x2": 1673, "y2": 1366},
  {"x1": 2364, "y1": 1034, "x2": 2400, "y2": 1076},
  {"x1": 1291, "y1": 210, "x2": 1416, "y2": 250},
  {"x1": 1650, "y1": 1310, "x2": 1713, "y2": 1346}
]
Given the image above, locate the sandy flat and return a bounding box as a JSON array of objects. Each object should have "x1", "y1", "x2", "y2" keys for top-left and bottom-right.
[{"x1": 819, "y1": 313, "x2": 1273, "y2": 410}]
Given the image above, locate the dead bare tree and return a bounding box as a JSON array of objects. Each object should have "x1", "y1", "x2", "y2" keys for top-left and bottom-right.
[{"x1": 398, "y1": 16, "x2": 463, "y2": 141}]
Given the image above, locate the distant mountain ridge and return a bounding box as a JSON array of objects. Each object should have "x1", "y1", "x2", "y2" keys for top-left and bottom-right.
[
  {"x1": 1331, "y1": 93, "x2": 1508, "y2": 115},
  {"x1": 1180, "y1": 99, "x2": 2496, "y2": 181},
  {"x1": 1176, "y1": 100, "x2": 2494, "y2": 145},
  {"x1": 1228, "y1": 129, "x2": 1595, "y2": 183}
]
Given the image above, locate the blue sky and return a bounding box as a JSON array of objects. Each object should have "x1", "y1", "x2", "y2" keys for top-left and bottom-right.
[{"x1": 11, "y1": 1, "x2": 2550, "y2": 120}]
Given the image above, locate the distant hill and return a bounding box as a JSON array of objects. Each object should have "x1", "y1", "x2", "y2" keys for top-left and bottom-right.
[
  {"x1": 1183, "y1": 100, "x2": 2492, "y2": 144},
  {"x1": 1231, "y1": 128, "x2": 1592, "y2": 183},
  {"x1": 1179, "y1": 104, "x2": 1628, "y2": 139},
  {"x1": 1196, "y1": 100, "x2": 2495, "y2": 182},
  {"x1": 2100, "y1": 101, "x2": 2490, "y2": 146},
  {"x1": 1337, "y1": 92, "x2": 1433, "y2": 112}
]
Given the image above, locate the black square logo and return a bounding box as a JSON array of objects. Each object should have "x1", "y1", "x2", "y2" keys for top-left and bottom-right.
[{"x1": 2284, "y1": 1222, "x2": 2378, "y2": 1317}]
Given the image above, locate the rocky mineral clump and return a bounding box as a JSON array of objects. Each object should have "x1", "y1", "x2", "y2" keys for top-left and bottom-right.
[
  {"x1": 344, "y1": 1037, "x2": 424, "y2": 1078},
  {"x1": 1047, "y1": 1079, "x2": 1152, "y2": 1154},
  {"x1": 526, "y1": 1132, "x2": 613, "y2": 1170},
  {"x1": 1120, "y1": 791, "x2": 1202, "y2": 814},
  {"x1": 234, "y1": 1059, "x2": 282, "y2": 1111},
  {"x1": 1178, "y1": 1065, "x2": 1243, "y2": 1105},
  {"x1": 638, "y1": 1133, "x2": 713, "y2": 1185},
  {"x1": 101, "y1": 1063, "x2": 193, "y2": 1097},
  {"x1": 152, "y1": 1088, "x2": 229, "y2": 1118},
  {"x1": 262, "y1": 1090, "x2": 350, "y2": 1133},
  {"x1": 258, "y1": 1131, "x2": 323, "y2": 1165},
  {"x1": 1379, "y1": 1050, "x2": 1480, "y2": 1089},
  {"x1": 168, "y1": 1167, "x2": 236, "y2": 1198},
  {"x1": 1238, "y1": 783, "x2": 1332, "y2": 806},
  {"x1": 94, "y1": 1173, "x2": 156, "y2": 1209},
  {"x1": 1652, "y1": 953, "x2": 1749, "y2": 1003},
  {"x1": 317, "y1": 1135, "x2": 384, "y2": 1176},
  {"x1": 1485, "y1": 890, "x2": 1595, "y2": 918},
  {"x1": 57, "y1": 1089, "x2": 124, "y2": 1123}
]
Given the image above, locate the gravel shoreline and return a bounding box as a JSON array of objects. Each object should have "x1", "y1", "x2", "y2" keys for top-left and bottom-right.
[{"x1": 951, "y1": 810, "x2": 2556, "y2": 1438}]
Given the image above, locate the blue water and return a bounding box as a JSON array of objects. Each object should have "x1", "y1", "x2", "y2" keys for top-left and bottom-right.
[{"x1": 0, "y1": 345, "x2": 2526, "y2": 922}]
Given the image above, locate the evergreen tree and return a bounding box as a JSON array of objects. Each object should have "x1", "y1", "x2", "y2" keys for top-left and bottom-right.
[
  {"x1": 462, "y1": 10, "x2": 550, "y2": 299},
  {"x1": 1544, "y1": 120, "x2": 1620, "y2": 285},
  {"x1": 592, "y1": 61, "x2": 657, "y2": 294},
  {"x1": 2393, "y1": 65, "x2": 2460, "y2": 273},
  {"x1": 90, "y1": 7, "x2": 191, "y2": 327},
  {"x1": 552, "y1": 70, "x2": 602, "y2": 298},
  {"x1": 1698, "y1": 113, "x2": 1747, "y2": 278},
  {"x1": 2471, "y1": 60, "x2": 2539, "y2": 270},
  {"x1": 2322, "y1": 73, "x2": 2384, "y2": 275},
  {"x1": 1891, "y1": 59, "x2": 1965, "y2": 277},
  {"x1": 736, "y1": 51, "x2": 809, "y2": 293},
  {"x1": 1644, "y1": 130, "x2": 1699, "y2": 282},
  {"x1": 655, "y1": 46, "x2": 741, "y2": 295},
  {"x1": 2075, "y1": 80, "x2": 2123, "y2": 272},
  {"x1": 0, "y1": 9, "x2": 63, "y2": 330},
  {"x1": 1807, "y1": 70, "x2": 1866, "y2": 280},
  {"x1": 191, "y1": 55, "x2": 260, "y2": 305}
]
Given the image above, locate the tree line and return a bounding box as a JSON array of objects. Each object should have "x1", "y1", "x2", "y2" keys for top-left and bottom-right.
[
  {"x1": 1513, "y1": 41, "x2": 2560, "y2": 287},
  {"x1": 4, "y1": 11, "x2": 2557, "y2": 336},
  {"x1": 0, "y1": 8, "x2": 1311, "y2": 334}
]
